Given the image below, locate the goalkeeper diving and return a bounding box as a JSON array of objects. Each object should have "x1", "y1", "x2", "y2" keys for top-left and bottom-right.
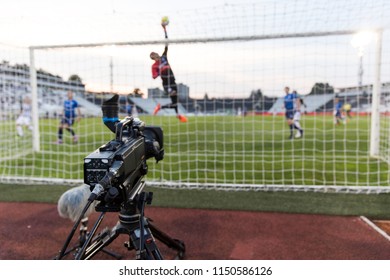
[{"x1": 151, "y1": 16, "x2": 187, "y2": 123}]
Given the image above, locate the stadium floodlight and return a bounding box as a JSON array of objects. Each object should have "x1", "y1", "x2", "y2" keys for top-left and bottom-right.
[
  {"x1": 103, "y1": 44, "x2": 117, "y2": 93},
  {"x1": 350, "y1": 29, "x2": 383, "y2": 159},
  {"x1": 350, "y1": 30, "x2": 376, "y2": 88},
  {"x1": 351, "y1": 30, "x2": 376, "y2": 55}
]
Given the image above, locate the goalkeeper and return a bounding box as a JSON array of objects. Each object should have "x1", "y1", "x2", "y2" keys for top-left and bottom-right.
[
  {"x1": 150, "y1": 45, "x2": 187, "y2": 122},
  {"x1": 151, "y1": 18, "x2": 187, "y2": 123}
]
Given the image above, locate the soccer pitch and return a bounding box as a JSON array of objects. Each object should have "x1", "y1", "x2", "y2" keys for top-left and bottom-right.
[{"x1": 0, "y1": 115, "x2": 389, "y2": 187}]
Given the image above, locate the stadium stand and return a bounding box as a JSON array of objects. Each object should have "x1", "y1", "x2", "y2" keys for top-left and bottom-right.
[
  {"x1": 269, "y1": 94, "x2": 335, "y2": 114},
  {"x1": 73, "y1": 93, "x2": 101, "y2": 117},
  {"x1": 302, "y1": 94, "x2": 334, "y2": 113},
  {"x1": 128, "y1": 96, "x2": 188, "y2": 116},
  {"x1": 37, "y1": 89, "x2": 101, "y2": 117},
  {"x1": 268, "y1": 86, "x2": 390, "y2": 115},
  {"x1": 268, "y1": 97, "x2": 285, "y2": 114},
  {"x1": 182, "y1": 96, "x2": 276, "y2": 115}
]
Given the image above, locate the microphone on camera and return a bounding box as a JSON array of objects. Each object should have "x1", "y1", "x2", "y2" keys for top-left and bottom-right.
[{"x1": 57, "y1": 184, "x2": 97, "y2": 222}]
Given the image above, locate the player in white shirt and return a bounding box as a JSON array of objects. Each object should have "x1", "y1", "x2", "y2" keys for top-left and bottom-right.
[
  {"x1": 292, "y1": 90, "x2": 305, "y2": 138},
  {"x1": 16, "y1": 95, "x2": 33, "y2": 137}
]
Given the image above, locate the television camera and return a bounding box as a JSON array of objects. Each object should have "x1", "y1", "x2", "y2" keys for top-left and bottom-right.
[{"x1": 55, "y1": 95, "x2": 185, "y2": 260}]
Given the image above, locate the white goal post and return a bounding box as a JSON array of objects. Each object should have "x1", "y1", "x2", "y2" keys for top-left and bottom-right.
[{"x1": 369, "y1": 29, "x2": 382, "y2": 159}]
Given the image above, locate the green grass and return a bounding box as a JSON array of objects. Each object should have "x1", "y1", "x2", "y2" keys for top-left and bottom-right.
[
  {"x1": 0, "y1": 184, "x2": 389, "y2": 219},
  {"x1": 0, "y1": 115, "x2": 389, "y2": 187},
  {"x1": 0, "y1": 114, "x2": 389, "y2": 220}
]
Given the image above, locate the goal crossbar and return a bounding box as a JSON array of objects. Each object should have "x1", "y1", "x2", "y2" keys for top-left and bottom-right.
[{"x1": 29, "y1": 30, "x2": 365, "y2": 50}]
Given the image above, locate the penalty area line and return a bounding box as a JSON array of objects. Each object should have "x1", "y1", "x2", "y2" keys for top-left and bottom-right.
[{"x1": 360, "y1": 216, "x2": 390, "y2": 242}]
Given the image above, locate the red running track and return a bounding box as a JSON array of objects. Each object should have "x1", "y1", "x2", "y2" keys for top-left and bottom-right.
[{"x1": 0, "y1": 202, "x2": 389, "y2": 260}]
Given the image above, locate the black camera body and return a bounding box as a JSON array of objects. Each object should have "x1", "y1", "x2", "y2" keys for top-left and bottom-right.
[
  {"x1": 83, "y1": 95, "x2": 164, "y2": 211},
  {"x1": 83, "y1": 129, "x2": 146, "y2": 189}
]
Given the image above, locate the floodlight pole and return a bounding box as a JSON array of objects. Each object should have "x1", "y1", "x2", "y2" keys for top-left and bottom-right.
[
  {"x1": 369, "y1": 29, "x2": 382, "y2": 158},
  {"x1": 358, "y1": 51, "x2": 363, "y2": 92},
  {"x1": 29, "y1": 47, "x2": 40, "y2": 152},
  {"x1": 109, "y1": 55, "x2": 113, "y2": 93}
]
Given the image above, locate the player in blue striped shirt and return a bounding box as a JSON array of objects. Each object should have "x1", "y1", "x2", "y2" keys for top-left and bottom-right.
[
  {"x1": 55, "y1": 91, "x2": 81, "y2": 144},
  {"x1": 283, "y1": 87, "x2": 304, "y2": 139},
  {"x1": 334, "y1": 96, "x2": 345, "y2": 125}
]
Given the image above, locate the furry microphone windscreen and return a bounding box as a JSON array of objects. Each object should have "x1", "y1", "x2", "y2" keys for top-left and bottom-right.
[{"x1": 57, "y1": 185, "x2": 97, "y2": 222}]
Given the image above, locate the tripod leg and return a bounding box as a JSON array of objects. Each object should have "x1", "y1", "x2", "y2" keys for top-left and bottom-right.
[
  {"x1": 55, "y1": 200, "x2": 94, "y2": 259},
  {"x1": 148, "y1": 219, "x2": 186, "y2": 259},
  {"x1": 81, "y1": 218, "x2": 163, "y2": 260},
  {"x1": 101, "y1": 248, "x2": 123, "y2": 260},
  {"x1": 75, "y1": 212, "x2": 106, "y2": 259},
  {"x1": 53, "y1": 217, "x2": 89, "y2": 259},
  {"x1": 80, "y1": 226, "x2": 119, "y2": 260},
  {"x1": 74, "y1": 226, "x2": 123, "y2": 260},
  {"x1": 78, "y1": 217, "x2": 88, "y2": 244},
  {"x1": 129, "y1": 221, "x2": 163, "y2": 260}
]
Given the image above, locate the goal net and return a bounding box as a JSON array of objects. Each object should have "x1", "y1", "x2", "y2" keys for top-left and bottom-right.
[{"x1": 0, "y1": 1, "x2": 389, "y2": 192}]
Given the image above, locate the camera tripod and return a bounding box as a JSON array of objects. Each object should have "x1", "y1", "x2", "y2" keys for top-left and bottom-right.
[{"x1": 55, "y1": 190, "x2": 185, "y2": 260}]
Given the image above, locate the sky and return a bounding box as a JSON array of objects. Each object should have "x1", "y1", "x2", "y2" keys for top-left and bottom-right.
[
  {"x1": 0, "y1": 0, "x2": 389, "y2": 98},
  {"x1": 0, "y1": 0, "x2": 233, "y2": 46}
]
